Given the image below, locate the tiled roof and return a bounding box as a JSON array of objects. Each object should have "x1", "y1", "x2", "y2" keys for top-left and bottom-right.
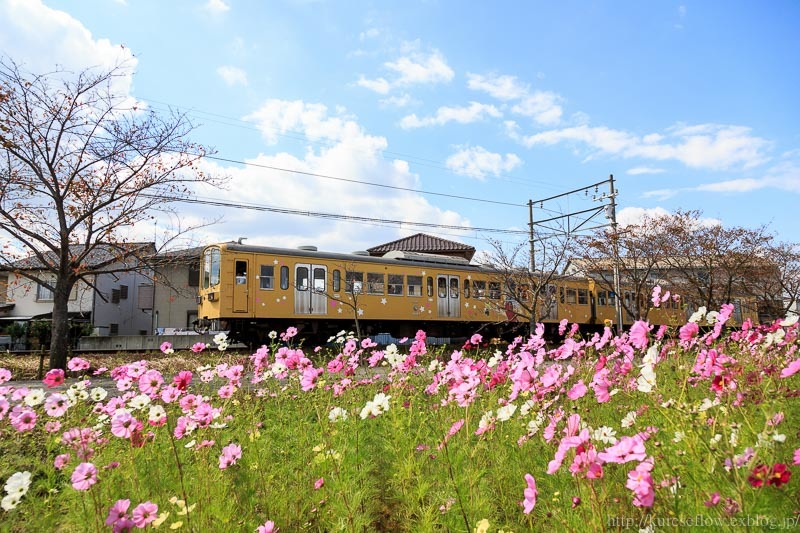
[
  {"x1": 368, "y1": 233, "x2": 475, "y2": 261},
  {"x1": 6, "y1": 242, "x2": 156, "y2": 270}
]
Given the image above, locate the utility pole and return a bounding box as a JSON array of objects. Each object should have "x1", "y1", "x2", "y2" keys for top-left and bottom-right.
[
  {"x1": 528, "y1": 199, "x2": 535, "y2": 273},
  {"x1": 607, "y1": 174, "x2": 625, "y2": 333}
]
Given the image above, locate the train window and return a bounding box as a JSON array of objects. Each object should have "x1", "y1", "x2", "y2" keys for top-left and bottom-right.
[
  {"x1": 598, "y1": 291, "x2": 607, "y2": 306},
  {"x1": 235, "y1": 261, "x2": 247, "y2": 284},
  {"x1": 259, "y1": 265, "x2": 274, "y2": 290},
  {"x1": 388, "y1": 274, "x2": 403, "y2": 295},
  {"x1": 313, "y1": 268, "x2": 326, "y2": 292},
  {"x1": 407, "y1": 275, "x2": 422, "y2": 296},
  {"x1": 577, "y1": 289, "x2": 589, "y2": 305},
  {"x1": 449, "y1": 277, "x2": 459, "y2": 299},
  {"x1": 437, "y1": 277, "x2": 447, "y2": 298},
  {"x1": 280, "y1": 266, "x2": 289, "y2": 290},
  {"x1": 608, "y1": 291, "x2": 616, "y2": 307},
  {"x1": 203, "y1": 248, "x2": 221, "y2": 288},
  {"x1": 332, "y1": 270, "x2": 341, "y2": 292},
  {"x1": 488, "y1": 282, "x2": 501, "y2": 300},
  {"x1": 367, "y1": 273, "x2": 384, "y2": 294},
  {"x1": 463, "y1": 279, "x2": 470, "y2": 299},
  {"x1": 346, "y1": 271, "x2": 363, "y2": 294},
  {"x1": 427, "y1": 277, "x2": 433, "y2": 297},
  {"x1": 473, "y1": 280, "x2": 486, "y2": 299},
  {"x1": 559, "y1": 286, "x2": 565, "y2": 304},
  {"x1": 566, "y1": 288, "x2": 577, "y2": 304},
  {"x1": 296, "y1": 267, "x2": 309, "y2": 291}
]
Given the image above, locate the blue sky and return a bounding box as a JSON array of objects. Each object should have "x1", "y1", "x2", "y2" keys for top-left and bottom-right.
[{"x1": 1, "y1": 0, "x2": 798, "y2": 255}]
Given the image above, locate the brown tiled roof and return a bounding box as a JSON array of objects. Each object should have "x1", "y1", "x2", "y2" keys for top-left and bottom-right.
[{"x1": 368, "y1": 233, "x2": 475, "y2": 261}]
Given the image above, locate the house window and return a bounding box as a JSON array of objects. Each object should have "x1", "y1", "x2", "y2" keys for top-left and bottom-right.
[
  {"x1": 407, "y1": 275, "x2": 422, "y2": 296},
  {"x1": 280, "y1": 266, "x2": 289, "y2": 290},
  {"x1": 109, "y1": 323, "x2": 119, "y2": 336},
  {"x1": 188, "y1": 267, "x2": 200, "y2": 287},
  {"x1": 332, "y1": 269, "x2": 341, "y2": 292},
  {"x1": 473, "y1": 280, "x2": 486, "y2": 299},
  {"x1": 187, "y1": 311, "x2": 198, "y2": 328},
  {"x1": 366, "y1": 273, "x2": 384, "y2": 294},
  {"x1": 346, "y1": 271, "x2": 363, "y2": 294},
  {"x1": 111, "y1": 288, "x2": 121, "y2": 304},
  {"x1": 36, "y1": 283, "x2": 54, "y2": 302},
  {"x1": 120, "y1": 285, "x2": 128, "y2": 299},
  {"x1": 259, "y1": 265, "x2": 275, "y2": 290},
  {"x1": 387, "y1": 274, "x2": 403, "y2": 295},
  {"x1": 138, "y1": 285, "x2": 154, "y2": 310}
]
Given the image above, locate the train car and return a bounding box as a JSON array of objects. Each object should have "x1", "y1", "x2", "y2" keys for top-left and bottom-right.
[
  {"x1": 196, "y1": 242, "x2": 515, "y2": 344},
  {"x1": 195, "y1": 242, "x2": 760, "y2": 345}
]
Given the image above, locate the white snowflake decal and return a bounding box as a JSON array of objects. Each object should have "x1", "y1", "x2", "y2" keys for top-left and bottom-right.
[
  {"x1": 337, "y1": 308, "x2": 343, "y2": 314},
  {"x1": 380, "y1": 298, "x2": 387, "y2": 305},
  {"x1": 357, "y1": 308, "x2": 364, "y2": 316}
]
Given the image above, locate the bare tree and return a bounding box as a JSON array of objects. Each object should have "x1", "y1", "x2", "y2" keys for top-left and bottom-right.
[
  {"x1": 0, "y1": 58, "x2": 223, "y2": 369},
  {"x1": 570, "y1": 213, "x2": 667, "y2": 321},
  {"x1": 480, "y1": 232, "x2": 572, "y2": 335}
]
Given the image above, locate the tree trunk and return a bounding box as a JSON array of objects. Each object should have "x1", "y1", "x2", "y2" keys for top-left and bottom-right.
[{"x1": 48, "y1": 281, "x2": 73, "y2": 370}]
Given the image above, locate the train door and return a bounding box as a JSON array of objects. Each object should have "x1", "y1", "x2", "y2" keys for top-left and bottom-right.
[
  {"x1": 543, "y1": 284, "x2": 558, "y2": 320},
  {"x1": 436, "y1": 275, "x2": 461, "y2": 318},
  {"x1": 294, "y1": 264, "x2": 328, "y2": 315},
  {"x1": 233, "y1": 259, "x2": 249, "y2": 313}
]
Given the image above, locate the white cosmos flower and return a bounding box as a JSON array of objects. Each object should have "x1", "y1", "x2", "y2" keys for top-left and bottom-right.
[
  {"x1": 478, "y1": 410, "x2": 495, "y2": 432},
  {"x1": 89, "y1": 387, "x2": 108, "y2": 402},
  {"x1": 688, "y1": 306, "x2": 707, "y2": 323},
  {"x1": 23, "y1": 389, "x2": 45, "y2": 407},
  {"x1": 1, "y1": 493, "x2": 22, "y2": 511},
  {"x1": 328, "y1": 407, "x2": 348, "y2": 422},
  {"x1": 592, "y1": 426, "x2": 618, "y2": 445},
  {"x1": 620, "y1": 411, "x2": 637, "y2": 428},
  {"x1": 487, "y1": 350, "x2": 503, "y2": 368},
  {"x1": 148, "y1": 405, "x2": 166, "y2": 423},
  {"x1": 637, "y1": 364, "x2": 657, "y2": 393},
  {"x1": 4, "y1": 471, "x2": 32, "y2": 496},
  {"x1": 496, "y1": 403, "x2": 517, "y2": 422},
  {"x1": 128, "y1": 394, "x2": 151, "y2": 411},
  {"x1": 673, "y1": 431, "x2": 685, "y2": 443}
]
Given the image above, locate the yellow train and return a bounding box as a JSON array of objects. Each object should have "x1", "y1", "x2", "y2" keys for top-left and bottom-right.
[{"x1": 195, "y1": 242, "x2": 758, "y2": 344}]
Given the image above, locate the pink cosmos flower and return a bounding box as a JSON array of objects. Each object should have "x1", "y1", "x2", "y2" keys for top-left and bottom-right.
[
  {"x1": 567, "y1": 380, "x2": 587, "y2": 400},
  {"x1": 704, "y1": 492, "x2": 721, "y2": 507},
  {"x1": 71, "y1": 462, "x2": 98, "y2": 491},
  {"x1": 44, "y1": 393, "x2": 69, "y2": 417},
  {"x1": 522, "y1": 473, "x2": 537, "y2": 514},
  {"x1": 629, "y1": 320, "x2": 651, "y2": 350},
  {"x1": 219, "y1": 443, "x2": 242, "y2": 469},
  {"x1": 138, "y1": 370, "x2": 164, "y2": 395},
  {"x1": 106, "y1": 499, "x2": 131, "y2": 527},
  {"x1": 626, "y1": 460, "x2": 655, "y2": 507},
  {"x1": 111, "y1": 411, "x2": 138, "y2": 439},
  {"x1": 314, "y1": 477, "x2": 324, "y2": 490},
  {"x1": 44, "y1": 420, "x2": 62, "y2": 433},
  {"x1": 160, "y1": 385, "x2": 182, "y2": 403},
  {"x1": 159, "y1": 341, "x2": 173, "y2": 354},
  {"x1": 43, "y1": 369, "x2": 65, "y2": 388},
  {"x1": 597, "y1": 435, "x2": 647, "y2": 464},
  {"x1": 131, "y1": 501, "x2": 158, "y2": 528},
  {"x1": 10, "y1": 406, "x2": 37, "y2": 432},
  {"x1": 470, "y1": 333, "x2": 483, "y2": 345},
  {"x1": 0, "y1": 367, "x2": 11, "y2": 384},
  {"x1": 679, "y1": 322, "x2": 699, "y2": 343},
  {"x1": 217, "y1": 384, "x2": 236, "y2": 398},
  {"x1": 67, "y1": 357, "x2": 91, "y2": 372},
  {"x1": 257, "y1": 521, "x2": 277, "y2": 533},
  {"x1": 54, "y1": 453, "x2": 71, "y2": 470},
  {"x1": 780, "y1": 358, "x2": 800, "y2": 378},
  {"x1": 190, "y1": 342, "x2": 206, "y2": 353}
]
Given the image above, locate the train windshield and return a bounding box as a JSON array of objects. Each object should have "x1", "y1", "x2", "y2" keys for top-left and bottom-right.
[{"x1": 203, "y1": 248, "x2": 221, "y2": 288}]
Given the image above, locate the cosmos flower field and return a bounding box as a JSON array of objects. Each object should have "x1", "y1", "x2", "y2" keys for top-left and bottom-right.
[{"x1": 1, "y1": 302, "x2": 800, "y2": 532}]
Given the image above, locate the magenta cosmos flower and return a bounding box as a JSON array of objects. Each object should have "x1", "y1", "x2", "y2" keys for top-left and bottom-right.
[
  {"x1": 257, "y1": 521, "x2": 277, "y2": 533},
  {"x1": 42, "y1": 369, "x2": 65, "y2": 388},
  {"x1": 71, "y1": 462, "x2": 98, "y2": 491},
  {"x1": 219, "y1": 443, "x2": 242, "y2": 469},
  {"x1": 132, "y1": 501, "x2": 158, "y2": 527}
]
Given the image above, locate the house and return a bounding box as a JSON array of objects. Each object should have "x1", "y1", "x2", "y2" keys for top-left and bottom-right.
[
  {"x1": 148, "y1": 246, "x2": 204, "y2": 332},
  {"x1": 367, "y1": 233, "x2": 476, "y2": 261}
]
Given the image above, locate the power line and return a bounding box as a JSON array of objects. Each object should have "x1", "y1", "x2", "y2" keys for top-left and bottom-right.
[
  {"x1": 145, "y1": 193, "x2": 529, "y2": 236},
  {"x1": 204, "y1": 155, "x2": 525, "y2": 208}
]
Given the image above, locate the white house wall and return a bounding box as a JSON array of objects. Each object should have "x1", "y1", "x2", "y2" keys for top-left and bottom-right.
[
  {"x1": 3, "y1": 272, "x2": 94, "y2": 317},
  {"x1": 92, "y1": 269, "x2": 154, "y2": 336}
]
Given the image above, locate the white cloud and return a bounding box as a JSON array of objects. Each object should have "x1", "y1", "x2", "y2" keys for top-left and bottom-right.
[
  {"x1": 379, "y1": 93, "x2": 415, "y2": 108},
  {"x1": 445, "y1": 146, "x2": 522, "y2": 180},
  {"x1": 695, "y1": 162, "x2": 800, "y2": 194},
  {"x1": 0, "y1": 0, "x2": 137, "y2": 96},
  {"x1": 216, "y1": 65, "x2": 248, "y2": 87},
  {"x1": 399, "y1": 102, "x2": 502, "y2": 129},
  {"x1": 617, "y1": 206, "x2": 720, "y2": 228},
  {"x1": 467, "y1": 72, "x2": 563, "y2": 126},
  {"x1": 359, "y1": 28, "x2": 380, "y2": 41},
  {"x1": 511, "y1": 92, "x2": 563, "y2": 126},
  {"x1": 466, "y1": 73, "x2": 529, "y2": 100},
  {"x1": 190, "y1": 99, "x2": 473, "y2": 251},
  {"x1": 519, "y1": 123, "x2": 770, "y2": 170},
  {"x1": 356, "y1": 75, "x2": 391, "y2": 95},
  {"x1": 204, "y1": 0, "x2": 230, "y2": 15},
  {"x1": 627, "y1": 167, "x2": 665, "y2": 175},
  {"x1": 356, "y1": 45, "x2": 454, "y2": 94}
]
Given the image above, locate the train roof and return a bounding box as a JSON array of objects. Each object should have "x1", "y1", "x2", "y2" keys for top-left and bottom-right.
[{"x1": 210, "y1": 242, "x2": 487, "y2": 271}]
